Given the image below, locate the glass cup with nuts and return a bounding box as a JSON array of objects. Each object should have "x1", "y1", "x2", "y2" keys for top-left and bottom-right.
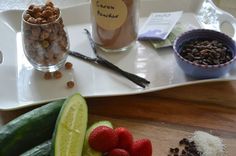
[{"x1": 21, "y1": 2, "x2": 69, "y2": 72}]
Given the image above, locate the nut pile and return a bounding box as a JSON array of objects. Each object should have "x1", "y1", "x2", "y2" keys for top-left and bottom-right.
[
  {"x1": 180, "y1": 39, "x2": 233, "y2": 65},
  {"x1": 22, "y1": 2, "x2": 68, "y2": 66},
  {"x1": 23, "y1": 2, "x2": 60, "y2": 24}
]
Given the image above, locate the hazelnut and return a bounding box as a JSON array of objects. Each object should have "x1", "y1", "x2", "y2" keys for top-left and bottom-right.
[
  {"x1": 24, "y1": 14, "x2": 31, "y2": 21},
  {"x1": 65, "y1": 62, "x2": 73, "y2": 70},
  {"x1": 28, "y1": 4, "x2": 35, "y2": 10},
  {"x1": 42, "y1": 10, "x2": 53, "y2": 18},
  {"x1": 27, "y1": 17, "x2": 37, "y2": 24},
  {"x1": 44, "y1": 72, "x2": 52, "y2": 80},
  {"x1": 66, "y1": 81, "x2": 75, "y2": 88},
  {"x1": 46, "y1": 1, "x2": 54, "y2": 7},
  {"x1": 53, "y1": 71, "x2": 62, "y2": 79}
]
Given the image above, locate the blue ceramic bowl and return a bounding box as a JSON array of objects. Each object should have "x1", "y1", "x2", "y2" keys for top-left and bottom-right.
[{"x1": 173, "y1": 29, "x2": 236, "y2": 79}]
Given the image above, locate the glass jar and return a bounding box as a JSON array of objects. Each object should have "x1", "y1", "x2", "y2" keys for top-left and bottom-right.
[
  {"x1": 91, "y1": 0, "x2": 139, "y2": 52},
  {"x1": 21, "y1": 3, "x2": 69, "y2": 72}
]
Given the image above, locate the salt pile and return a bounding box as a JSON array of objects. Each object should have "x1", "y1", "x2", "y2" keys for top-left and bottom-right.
[{"x1": 191, "y1": 131, "x2": 225, "y2": 156}]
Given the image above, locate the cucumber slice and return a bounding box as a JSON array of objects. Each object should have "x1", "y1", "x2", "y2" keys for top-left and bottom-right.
[
  {"x1": 83, "y1": 121, "x2": 113, "y2": 156},
  {"x1": 51, "y1": 93, "x2": 88, "y2": 156}
]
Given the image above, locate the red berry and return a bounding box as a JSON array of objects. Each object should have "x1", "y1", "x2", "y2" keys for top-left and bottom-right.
[
  {"x1": 88, "y1": 126, "x2": 118, "y2": 152},
  {"x1": 115, "y1": 127, "x2": 133, "y2": 151},
  {"x1": 131, "y1": 139, "x2": 152, "y2": 156},
  {"x1": 108, "y1": 148, "x2": 130, "y2": 156}
]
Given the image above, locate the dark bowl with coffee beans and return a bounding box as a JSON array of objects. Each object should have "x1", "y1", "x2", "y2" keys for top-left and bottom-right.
[{"x1": 173, "y1": 29, "x2": 236, "y2": 79}]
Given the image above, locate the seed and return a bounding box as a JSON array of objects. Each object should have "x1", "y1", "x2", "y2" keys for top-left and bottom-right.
[
  {"x1": 182, "y1": 150, "x2": 186, "y2": 154},
  {"x1": 179, "y1": 140, "x2": 184, "y2": 145},
  {"x1": 53, "y1": 71, "x2": 62, "y2": 79},
  {"x1": 67, "y1": 81, "x2": 75, "y2": 88},
  {"x1": 174, "y1": 148, "x2": 179, "y2": 153},
  {"x1": 170, "y1": 148, "x2": 175, "y2": 153},
  {"x1": 44, "y1": 72, "x2": 52, "y2": 80},
  {"x1": 65, "y1": 62, "x2": 73, "y2": 70}
]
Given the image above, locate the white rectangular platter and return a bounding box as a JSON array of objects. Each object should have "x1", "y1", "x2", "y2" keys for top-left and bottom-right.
[{"x1": 0, "y1": 0, "x2": 236, "y2": 110}]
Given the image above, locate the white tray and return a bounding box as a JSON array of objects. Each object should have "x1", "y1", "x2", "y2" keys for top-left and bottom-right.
[{"x1": 0, "y1": 0, "x2": 236, "y2": 110}]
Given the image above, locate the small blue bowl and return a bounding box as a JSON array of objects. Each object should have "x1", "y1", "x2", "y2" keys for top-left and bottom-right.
[{"x1": 173, "y1": 29, "x2": 236, "y2": 79}]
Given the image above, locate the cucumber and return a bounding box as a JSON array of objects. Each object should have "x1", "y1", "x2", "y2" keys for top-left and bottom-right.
[
  {"x1": 0, "y1": 99, "x2": 65, "y2": 156},
  {"x1": 83, "y1": 121, "x2": 113, "y2": 156},
  {"x1": 51, "y1": 93, "x2": 88, "y2": 156},
  {"x1": 20, "y1": 140, "x2": 51, "y2": 156}
]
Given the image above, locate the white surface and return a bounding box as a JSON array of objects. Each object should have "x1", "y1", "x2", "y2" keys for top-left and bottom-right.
[
  {"x1": 0, "y1": 0, "x2": 236, "y2": 110},
  {"x1": 213, "y1": 0, "x2": 236, "y2": 17}
]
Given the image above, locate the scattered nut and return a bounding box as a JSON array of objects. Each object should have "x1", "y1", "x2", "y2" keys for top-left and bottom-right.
[
  {"x1": 53, "y1": 71, "x2": 62, "y2": 79},
  {"x1": 65, "y1": 62, "x2": 73, "y2": 70},
  {"x1": 67, "y1": 81, "x2": 75, "y2": 88},
  {"x1": 44, "y1": 72, "x2": 52, "y2": 80},
  {"x1": 43, "y1": 69, "x2": 77, "y2": 90}
]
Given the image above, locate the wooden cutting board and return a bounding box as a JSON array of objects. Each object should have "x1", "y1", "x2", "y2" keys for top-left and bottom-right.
[{"x1": 87, "y1": 94, "x2": 236, "y2": 156}]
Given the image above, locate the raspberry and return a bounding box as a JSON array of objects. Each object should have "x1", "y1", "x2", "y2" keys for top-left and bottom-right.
[
  {"x1": 131, "y1": 139, "x2": 152, "y2": 156},
  {"x1": 108, "y1": 148, "x2": 130, "y2": 156},
  {"x1": 115, "y1": 127, "x2": 133, "y2": 152},
  {"x1": 89, "y1": 126, "x2": 118, "y2": 152}
]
